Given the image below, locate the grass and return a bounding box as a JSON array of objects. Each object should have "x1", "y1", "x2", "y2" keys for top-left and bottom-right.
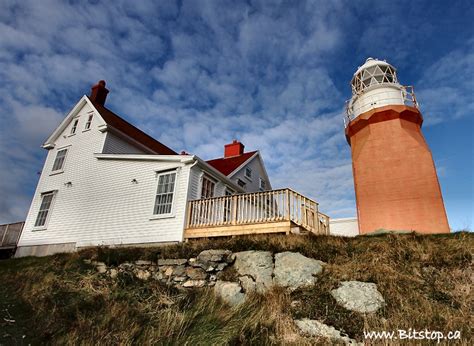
[{"x1": 0, "y1": 232, "x2": 472, "y2": 345}]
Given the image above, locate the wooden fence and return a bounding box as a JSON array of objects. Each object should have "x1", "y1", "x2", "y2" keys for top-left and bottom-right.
[
  {"x1": 0, "y1": 221, "x2": 25, "y2": 249},
  {"x1": 186, "y1": 188, "x2": 329, "y2": 236}
]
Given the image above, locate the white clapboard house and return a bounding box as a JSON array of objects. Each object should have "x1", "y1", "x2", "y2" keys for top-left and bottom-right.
[{"x1": 16, "y1": 81, "x2": 330, "y2": 257}]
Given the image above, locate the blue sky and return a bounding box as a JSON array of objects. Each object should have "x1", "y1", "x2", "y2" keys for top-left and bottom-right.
[{"x1": 0, "y1": 0, "x2": 472, "y2": 230}]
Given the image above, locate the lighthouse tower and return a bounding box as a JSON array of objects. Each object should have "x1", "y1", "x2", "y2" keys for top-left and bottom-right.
[{"x1": 345, "y1": 58, "x2": 450, "y2": 234}]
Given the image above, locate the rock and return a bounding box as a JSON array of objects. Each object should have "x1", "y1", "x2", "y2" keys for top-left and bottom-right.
[
  {"x1": 331, "y1": 281, "x2": 385, "y2": 313},
  {"x1": 95, "y1": 262, "x2": 107, "y2": 274},
  {"x1": 197, "y1": 249, "x2": 233, "y2": 263},
  {"x1": 273, "y1": 252, "x2": 324, "y2": 290},
  {"x1": 183, "y1": 280, "x2": 207, "y2": 288},
  {"x1": 214, "y1": 281, "x2": 246, "y2": 306},
  {"x1": 164, "y1": 267, "x2": 174, "y2": 277},
  {"x1": 135, "y1": 269, "x2": 151, "y2": 281},
  {"x1": 83, "y1": 259, "x2": 92, "y2": 264},
  {"x1": 185, "y1": 267, "x2": 207, "y2": 280},
  {"x1": 233, "y1": 251, "x2": 273, "y2": 292},
  {"x1": 109, "y1": 269, "x2": 118, "y2": 279},
  {"x1": 294, "y1": 319, "x2": 361, "y2": 345},
  {"x1": 173, "y1": 276, "x2": 187, "y2": 282},
  {"x1": 158, "y1": 258, "x2": 187, "y2": 266},
  {"x1": 209, "y1": 274, "x2": 217, "y2": 281},
  {"x1": 172, "y1": 265, "x2": 186, "y2": 277},
  {"x1": 216, "y1": 263, "x2": 228, "y2": 271},
  {"x1": 152, "y1": 272, "x2": 164, "y2": 281},
  {"x1": 239, "y1": 275, "x2": 256, "y2": 293},
  {"x1": 135, "y1": 260, "x2": 152, "y2": 266}
]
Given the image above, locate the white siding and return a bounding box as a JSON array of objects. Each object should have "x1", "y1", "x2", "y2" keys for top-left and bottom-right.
[
  {"x1": 329, "y1": 217, "x2": 359, "y2": 237},
  {"x1": 231, "y1": 155, "x2": 270, "y2": 192},
  {"x1": 187, "y1": 166, "x2": 238, "y2": 201},
  {"x1": 18, "y1": 101, "x2": 191, "y2": 250},
  {"x1": 102, "y1": 132, "x2": 146, "y2": 154}
]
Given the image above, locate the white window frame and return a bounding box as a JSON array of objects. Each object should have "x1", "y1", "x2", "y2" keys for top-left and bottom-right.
[
  {"x1": 84, "y1": 113, "x2": 93, "y2": 131},
  {"x1": 150, "y1": 169, "x2": 178, "y2": 219},
  {"x1": 33, "y1": 191, "x2": 57, "y2": 230},
  {"x1": 51, "y1": 147, "x2": 69, "y2": 174},
  {"x1": 200, "y1": 175, "x2": 216, "y2": 199},
  {"x1": 70, "y1": 118, "x2": 79, "y2": 135}
]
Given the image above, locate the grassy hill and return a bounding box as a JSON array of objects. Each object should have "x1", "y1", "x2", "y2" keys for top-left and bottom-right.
[{"x1": 0, "y1": 232, "x2": 472, "y2": 345}]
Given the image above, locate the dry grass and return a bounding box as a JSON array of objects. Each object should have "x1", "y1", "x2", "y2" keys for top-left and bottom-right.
[{"x1": 0, "y1": 231, "x2": 472, "y2": 344}]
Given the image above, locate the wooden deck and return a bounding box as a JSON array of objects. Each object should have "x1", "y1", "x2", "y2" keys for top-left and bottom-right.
[{"x1": 184, "y1": 188, "x2": 329, "y2": 239}]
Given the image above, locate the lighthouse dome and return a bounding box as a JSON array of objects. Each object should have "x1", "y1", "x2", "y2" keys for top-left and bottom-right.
[
  {"x1": 345, "y1": 58, "x2": 417, "y2": 123},
  {"x1": 351, "y1": 58, "x2": 398, "y2": 95}
]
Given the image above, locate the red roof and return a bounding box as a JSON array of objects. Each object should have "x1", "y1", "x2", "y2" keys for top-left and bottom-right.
[
  {"x1": 90, "y1": 98, "x2": 177, "y2": 155},
  {"x1": 206, "y1": 151, "x2": 258, "y2": 176}
]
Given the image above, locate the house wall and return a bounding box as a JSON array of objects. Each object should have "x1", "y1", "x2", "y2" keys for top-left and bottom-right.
[
  {"x1": 17, "y1": 102, "x2": 191, "y2": 256},
  {"x1": 187, "y1": 165, "x2": 238, "y2": 201},
  {"x1": 329, "y1": 217, "x2": 359, "y2": 237},
  {"x1": 102, "y1": 132, "x2": 146, "y2": 154},
  {"x1": 230, "y1": 155, "x2": 270, "y2": 192}
]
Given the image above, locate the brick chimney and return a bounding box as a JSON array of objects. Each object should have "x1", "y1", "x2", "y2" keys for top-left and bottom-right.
[
  {"x1": 89, "y1": 80, "x2": 109, "y2": 106},
  {"x1": 224, "y1": 140, "x2": 245, "y2": 158}
]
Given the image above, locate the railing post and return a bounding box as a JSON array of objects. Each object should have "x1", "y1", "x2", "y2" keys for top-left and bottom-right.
[
  {"x1": 231, "y1": 195, "x2": 238, "y2": 225},
  {"x1": 286, "y1": 189, "x2": 291, "y2": 221},
  {"x1": 315, "y1": 203, "x2": 320, "y2": 234}
]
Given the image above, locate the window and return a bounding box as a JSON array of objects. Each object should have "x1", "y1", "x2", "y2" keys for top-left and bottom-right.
[
  {"x1": 201, "y1": 176, "x2": 215, "y2": 199},
  {"x1": 52, "y1": 148, "x2": 68, "y2": 172},
  {"x1": 245, "y1": 167, "x2": 252, "y2": 179},
  {"x1": 153, "y1": 172, "x2": 176, "y2": 215},
  {"x1": 237, "y1": 179, "x2": 246, "y2": 188},
  {"x1": 84, "y1": 114, "x2": 93, "y2": 130},
  {"x1": 34, "y1": 192, "x2": 54, "y2": 228},
  {"x1": 259, "y1": 178, "x2": 266, "y2": 191},
  {"x1": 70, "y1": 119, "x2": 79, "y2": 134}
]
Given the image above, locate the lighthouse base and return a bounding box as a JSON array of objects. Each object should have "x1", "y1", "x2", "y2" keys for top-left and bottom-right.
[{"x1": 346, "y1": 105, "x2": 450, "y2": 235}]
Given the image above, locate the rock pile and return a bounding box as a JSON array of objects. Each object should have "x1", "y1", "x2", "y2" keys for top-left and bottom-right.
[{"x1": 87, "y1": 249, "x2": 234, "y2": 289}]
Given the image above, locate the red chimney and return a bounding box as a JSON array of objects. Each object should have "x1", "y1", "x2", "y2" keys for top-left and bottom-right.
[
  {"x1": 224, "y1": 140, "x2": 245, "y2": 158},
  {"x1": 89, "y1": 80, "x2": 109, "y2": 106}
]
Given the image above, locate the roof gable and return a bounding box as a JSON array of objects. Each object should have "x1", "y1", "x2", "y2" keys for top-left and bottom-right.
[
  {"x1": 90, "y1": 98, "x2": 177, "y2": 155},
  {"x1": 206, "y1": 151, "x2": 258, "y2": 176}
]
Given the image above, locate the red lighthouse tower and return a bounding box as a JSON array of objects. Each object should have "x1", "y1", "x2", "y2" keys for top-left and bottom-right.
[{"x1": 345, "y1": 58, "x2": 450, "y2": 234}]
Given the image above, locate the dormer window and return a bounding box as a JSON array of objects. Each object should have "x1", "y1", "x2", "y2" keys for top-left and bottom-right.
[
  {"x1": 52, "y1": 148, "x2": 68, "y2": 172},
  {"x1": 84, "y1": 114, "x2": 93, "y2": 130},
  {"x1": 70, "y1": 119, "x2": 79, "y2": 134},
  {"x1": 245, "y1": 167, "x2": 252, "y2": 179}
]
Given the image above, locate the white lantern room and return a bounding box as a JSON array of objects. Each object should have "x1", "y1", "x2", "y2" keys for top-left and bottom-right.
[{"x1": 345, "y1": 58, "x2": 418, "y2": 125}]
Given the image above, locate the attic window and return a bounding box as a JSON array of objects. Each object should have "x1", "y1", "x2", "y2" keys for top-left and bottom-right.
[
  {"x1": 70, "y1": 119, "x2": 79, "y2": 134},
  {"x1": 259, "y1": 178, "x2": 266, "y2": 191},
  {"x1": 237, "y1": 179, "x2": 246, "y2": 188},
  {"x1": 245, "y1": 167, "x2": 252, "y2": 179},
  {"x1": 84, "y1": 114, "x2": 93, "y2": 130}
]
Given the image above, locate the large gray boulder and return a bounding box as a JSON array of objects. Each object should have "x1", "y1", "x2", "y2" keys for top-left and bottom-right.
[
  {"x1": 331, "y1": 281, "x2": 385, "y2": 313},
  {"x1": 233, "y1": 251, "x2": 273, "y2": 292},
  {"x1": 273, "y1": 252, "x2": 325, "y2": 290},
  {"x1": 214, "y1": 281, "x2": 246, "y2": 306},
  {"x1": 294, "y1": 319, "x2": 361, "y2": 345}
]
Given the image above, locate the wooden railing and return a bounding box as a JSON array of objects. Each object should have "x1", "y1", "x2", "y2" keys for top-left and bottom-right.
[
  {"x1": 0, "y1": 221, "x2": 24, "y2": 249},
  {"x1": 186, "y1": 189, "x2": 329, "y2": 235}
]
